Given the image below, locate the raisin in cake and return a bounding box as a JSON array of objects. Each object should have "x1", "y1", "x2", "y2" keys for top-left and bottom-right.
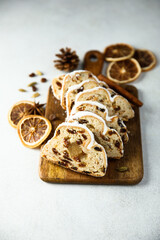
[
  {"x1": 61, "y1": 70, "x2": 100, "y2": 109},
  {"x1": 52, "y1": 74, "x2": 65, "y2": 100},
  {"x1": 75, "y1": 87, "x2": 134, "y2": 121},
  {"x1": 66, "y1": 79, "x2": 108, "y2": 117},
  {"x1": 70, "y1": 101, "x2": 128, "y2": 143},
  {"x1": 68, "y1": 111, "x2": 123, "y2": 159},
  {"x1": 41, "y1": 122, "x2": 107, "y2": 177}
]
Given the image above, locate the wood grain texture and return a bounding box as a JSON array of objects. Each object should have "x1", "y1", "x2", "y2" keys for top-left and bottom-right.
[
  {"x1": 83, "y1": 50, "x2": 104, "y2": 76},
  {"x1": 39, "y1": 85, "x2": 143, "y2": 185}
]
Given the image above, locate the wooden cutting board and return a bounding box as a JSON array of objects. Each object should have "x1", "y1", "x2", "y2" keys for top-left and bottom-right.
[{"x1": 39, "y1": 85, "x2": 143, "y2": 185}]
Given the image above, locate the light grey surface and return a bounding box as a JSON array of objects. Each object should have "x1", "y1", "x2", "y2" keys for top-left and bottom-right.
[{"x1": 0, "y1": 0, "x2": 160, "y2": 239}]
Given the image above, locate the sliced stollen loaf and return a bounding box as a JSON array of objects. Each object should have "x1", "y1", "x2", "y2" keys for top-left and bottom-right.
[
  {"x1": 66, "y1": 79, "x2": 108, "y2": 117},
  {"x1": 70, "y1": 101, "x2": 128, "y2": 143},
  {"x1": 61, "y1": 70, "x2": 100, "y2": 109},
  {"x1": 68, "y1": 111, "x2": 123, "y2": 159},
  {"x1": 41, "y1": 122, "x2": 107, "y2": 177},
  {"x1": 52, "y1": 74, "x2": 65, "y2": 100},
  {"x1": 75, "y1": 87, "x2": 134, "y2": 121}
]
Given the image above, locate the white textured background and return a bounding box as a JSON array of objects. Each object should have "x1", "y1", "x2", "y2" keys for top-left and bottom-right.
[{"x1": 0, "y1": 0, "x2": 160, "y2": 239}]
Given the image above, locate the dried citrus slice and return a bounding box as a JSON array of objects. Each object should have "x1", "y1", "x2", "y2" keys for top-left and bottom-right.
[
  {"x1": 104, "y1": 43, "x2": 134, "y2": 61},
  {"x1": 17, "y1": 115, "x2": 52, "y2": 148},
  {"x1": 8, "y1": 101, "x2": 35, "y2": 128},
  {"x1": 133, "y1": 49, "x2": 156, "y2": 71},
  {"x1": 107, "y1": 58, "x2": 141, "y2": 84},
  {"x1": 8, "y1": 100, "x2": 45, "y2": 128}
]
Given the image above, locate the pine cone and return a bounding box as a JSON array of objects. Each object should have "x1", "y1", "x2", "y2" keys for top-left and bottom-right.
[{"x1": 54, "y1": 47, "x2": 79, "y2": 72}]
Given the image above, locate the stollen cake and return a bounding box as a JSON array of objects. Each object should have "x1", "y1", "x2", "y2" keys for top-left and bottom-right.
[
  {"x1": 66, "y1": 79, "x2": 108, "y2": 117},
  {"x1": 70, "y1": 101, "x2": 129, "y2": 143},
  {"x1": 41, "y1": 122, "x2": 107, "y2": 177},
  {"x1": 52, "y1": 74, "x2": 65, "y2": 100},
  {"x1": 61, "y1": 70, "x2": 100, "y2": 109},
  {"x1": 75, "y1": 87, "x2": 134, "y2": 121},
  {"x1": 68, "y1": 111, "x2": 124, "y2": 159}
]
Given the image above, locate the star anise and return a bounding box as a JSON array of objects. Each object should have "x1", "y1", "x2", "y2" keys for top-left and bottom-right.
[{"x1": 27, "y1": 102, "x2": 46, "y2": 116}]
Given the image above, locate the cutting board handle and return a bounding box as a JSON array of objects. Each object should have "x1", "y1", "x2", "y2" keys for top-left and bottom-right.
[{"x1": 83, "y1": 50, "x2": 104, "y2": 76}]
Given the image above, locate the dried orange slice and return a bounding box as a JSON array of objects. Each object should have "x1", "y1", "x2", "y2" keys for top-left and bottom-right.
[
  {"x1": 104, "y1": 43, "x2": 134, "y2": 61},
  {"x1": 8, "y1": 101, "x2": 35, "y2": 128},
  {"x1": 8, "y1": 100, "x2": 45, "y2": 128},
  {"x1": 17, "y1": 115, "x2": 52, "y2": 148},
  {"x1": 107, "y1": 58, "x2": 141, "y2": 84},
  {"x1": 133, "y1": 49, "x2": 156, "y2": 71}
]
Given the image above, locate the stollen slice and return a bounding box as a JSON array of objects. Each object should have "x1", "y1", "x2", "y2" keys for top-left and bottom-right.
[
  {"x1": 52, "y1": 74, "x2": 65, "y2": 100},
  {"x1": 68, "y1": 111, "x2": 124, "y2": 159},
  {"x1": 60, "y1": 70, "x2": 99, "y2": 109},
  {"x1": 66, "y1": 79, "x2": 108, "y2": 117},
  {"x1": 75, "y1": 87, "x2": 134, "y2": 121},
  {"x1": 70, "y1": 101, "x2": 128, "y2": 143},
  {"x1": 41, "y1": 122, "x2": 107, "y2": 177}
]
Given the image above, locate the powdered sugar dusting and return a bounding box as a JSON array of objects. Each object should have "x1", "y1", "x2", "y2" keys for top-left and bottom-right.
[{"x1": 68, "y1": 111, "x2": 109, "y2": 135}]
